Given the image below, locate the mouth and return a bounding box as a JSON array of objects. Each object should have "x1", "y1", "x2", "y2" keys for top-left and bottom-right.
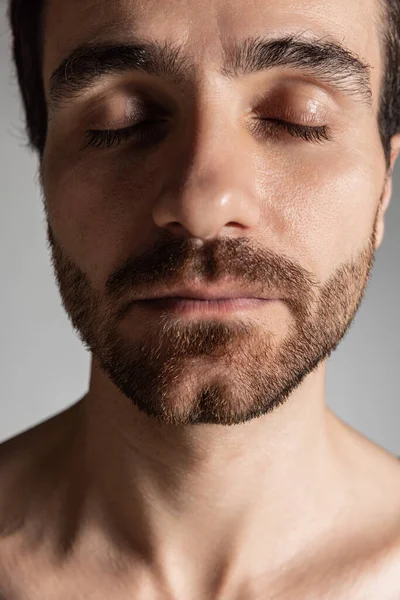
[
  {"x1": 136, "y1": 284, "x2": 281, "y2": 303},
  {"x1": 136, "y1": 296, "x2": 277, "y2": 317}
]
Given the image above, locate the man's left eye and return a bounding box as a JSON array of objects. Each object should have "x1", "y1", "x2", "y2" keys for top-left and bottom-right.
[{"x1": 255, "y1": 118, "x2": 332, "y2": 143}]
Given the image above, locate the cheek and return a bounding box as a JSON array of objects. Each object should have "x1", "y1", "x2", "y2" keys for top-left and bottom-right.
[
  {"x1": 256, "y1": 144, "x2": 383, "y2": 278},
  {"x1": 42, "y1": 152, "x2": 162, "y2": 288}
]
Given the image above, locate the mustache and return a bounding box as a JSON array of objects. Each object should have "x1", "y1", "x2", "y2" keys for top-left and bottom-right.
[{"x1": 105, "y1": 231, "x2": 318, "y2": 302}]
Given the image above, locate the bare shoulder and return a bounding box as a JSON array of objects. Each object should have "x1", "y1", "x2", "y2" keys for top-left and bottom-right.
[
  {"x1": 0, "y1": 399, "x2": 83, "y2": 522},
  {"x1": 327, "y1": 418, "x2": 400, "y2": 598},
  {"x1": 253, "y1": 414, "x2": 400, "y2": 600},
  {"x1": 0, "y1": 402, "x2": 82, "y2": 501},
  {"x1": 0, "y1": 399, "x2": 83, "y2": 457},
  {"x1": 0, "y1": 401, "x2": 84, "y2": 593}
]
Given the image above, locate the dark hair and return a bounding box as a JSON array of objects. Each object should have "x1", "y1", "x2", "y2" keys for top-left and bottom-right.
[
  {"x1": 7, "y1": 0, "x2": 400, "y2": 168},
  {"x1": 377, "y1": 0, "x2": 400, "y2": 169}
]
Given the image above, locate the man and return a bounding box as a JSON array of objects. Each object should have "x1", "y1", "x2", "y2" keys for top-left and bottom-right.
[{"x1": 1, "y1": 0, "x2": 400, "y2": 597}]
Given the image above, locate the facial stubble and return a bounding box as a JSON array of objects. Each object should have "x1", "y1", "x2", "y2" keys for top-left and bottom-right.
[{"x1": 45, "y1": 202, "x2": 379, "y2": 426}]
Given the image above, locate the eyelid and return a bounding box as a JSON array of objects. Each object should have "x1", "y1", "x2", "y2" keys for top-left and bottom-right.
[
  {"x1": 254, "y1": 105, "x2": 329, "y2": 128},
  {"x1": 251, "y1": 90, "x2": 332, "y2": 123},
  {"x1": 89, "y1": 114, "x2": 145, "y2": 131},
  {"x1": 83, "y1": 91, "x2": 173, "y2": 130},
  {"x1": 89, "y1": 107, "x2": 172, "y2": 131}
]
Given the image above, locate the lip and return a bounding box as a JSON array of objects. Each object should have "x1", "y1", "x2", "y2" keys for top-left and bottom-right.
[
  {"x1": 136, "y1": 285, "x2": 280, "y2": 302},
  {"x1": 135, "y1": 297, "x2": 276, "y2": 317}
]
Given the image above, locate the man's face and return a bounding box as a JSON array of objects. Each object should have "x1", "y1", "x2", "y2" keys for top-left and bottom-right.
[{"x1": 40, "y1": 0, "x2": 389, "y2": 425}]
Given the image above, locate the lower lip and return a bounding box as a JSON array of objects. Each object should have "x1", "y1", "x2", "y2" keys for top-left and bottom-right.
[{"x1": 137, "y1": 297, "x2": 275, "y2": 317}]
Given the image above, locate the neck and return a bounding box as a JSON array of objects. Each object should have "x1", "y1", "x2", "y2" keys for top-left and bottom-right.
[{"x1": 71, "y1": 358, "x2": 350, "y2": 594}]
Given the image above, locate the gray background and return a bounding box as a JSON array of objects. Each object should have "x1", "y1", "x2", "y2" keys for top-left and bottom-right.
[{"x1": 0, "y1": 3, "x2": 399, "y2": 454}]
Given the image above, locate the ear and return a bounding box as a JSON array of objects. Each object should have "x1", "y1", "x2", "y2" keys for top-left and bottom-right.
[{"x1": 375, "y1": 134, "x2": 400, "y2": 250}]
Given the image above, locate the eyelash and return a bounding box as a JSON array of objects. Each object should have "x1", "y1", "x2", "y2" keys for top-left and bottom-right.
[
  {"x1": 85, "y1": 120, "x2": 167, "y2": 149},
  {"x1": 84, "y1": 118, "x2": 331, "y2": 150},
  {"x1": 256, "y1": 118, "x2": 331, "y2": 144}
]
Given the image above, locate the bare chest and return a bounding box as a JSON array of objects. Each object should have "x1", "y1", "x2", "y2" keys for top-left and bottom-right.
[{"x1": 1, "y1": 555, "x2": 400, "y2": 600}]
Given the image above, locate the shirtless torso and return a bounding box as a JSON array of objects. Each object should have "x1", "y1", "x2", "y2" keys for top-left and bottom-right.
[{"x1": 0, "y1": 403, "x2": 400, "y2": 600}]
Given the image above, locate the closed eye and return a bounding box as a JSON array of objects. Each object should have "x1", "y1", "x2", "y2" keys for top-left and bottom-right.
[
  {"x1": 84, "y1": 119, "x2": 169, "y2": 149},
  {"x1": 256, "y1": 118, "x2": 331, "y2": 143},
  {"x1": 84, "y1": 116, "x2": 331, "y2": 150}
]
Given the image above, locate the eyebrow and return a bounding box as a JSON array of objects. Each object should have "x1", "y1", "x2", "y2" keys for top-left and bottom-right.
[{"x1": 48, "y1": 33, "x2": 372, "y2": 114}]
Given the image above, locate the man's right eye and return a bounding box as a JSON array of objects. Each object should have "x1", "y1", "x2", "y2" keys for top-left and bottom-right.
[{"x1": 84, "y1": 119, "x2": 169, "y2": 150}]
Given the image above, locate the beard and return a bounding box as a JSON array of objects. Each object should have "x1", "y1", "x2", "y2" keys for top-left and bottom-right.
[{"x1": 44, "y1": 204, "x2": 379, "y2": 427}]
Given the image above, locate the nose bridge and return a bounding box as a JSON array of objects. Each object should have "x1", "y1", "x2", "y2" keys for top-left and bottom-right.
[
  {"x1": 182, "y1": 120, "x2": 245, "y2": 197},
  {"x1": 152, "y1": 95, "x2": 260, "y2": 239},
  {"x1": 183, "y1": 84, "x2": 256, "y2": 189}
]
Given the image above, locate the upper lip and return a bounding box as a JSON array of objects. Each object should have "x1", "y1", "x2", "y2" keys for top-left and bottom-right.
[{"x1": 137, "y1": 285, "x2": 280, "y2": 301}]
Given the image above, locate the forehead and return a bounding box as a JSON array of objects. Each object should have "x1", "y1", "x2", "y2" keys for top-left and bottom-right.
[{"x1": 42, "y1": 0, "x2": 383, "y2": 97}]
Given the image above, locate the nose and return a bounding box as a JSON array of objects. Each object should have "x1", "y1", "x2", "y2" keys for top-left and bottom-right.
[{"x1": 152, "y1": 116, "x2": 261, "y2": 241}]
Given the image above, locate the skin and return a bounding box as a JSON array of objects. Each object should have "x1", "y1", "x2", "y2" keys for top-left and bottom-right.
[{"x1": 1, "y1": 0, "x2": 400, "y2": 597}]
